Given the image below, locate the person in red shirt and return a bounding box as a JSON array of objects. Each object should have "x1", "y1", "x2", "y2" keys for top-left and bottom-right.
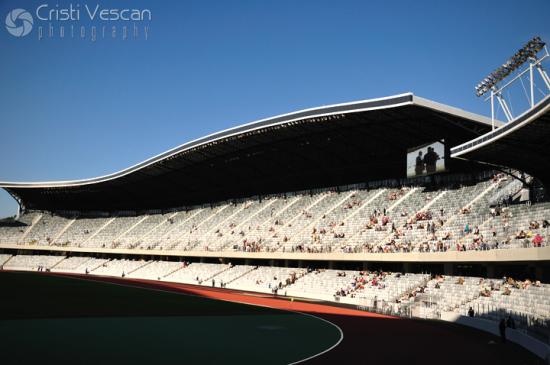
[{"x1": 532, "y1": 233, "x2": 544, "y2": 247}]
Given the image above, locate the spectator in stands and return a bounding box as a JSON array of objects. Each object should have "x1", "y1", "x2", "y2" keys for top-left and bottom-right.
[
  {"x1": 532, "y1": 233, "x2": 543, "y2": 247},
  {"x1": 516, "y1": 230, "x2": 527, "y2": 239},
  {"x1": 480, "y1": 288, "x2": 491, "y2": 297},
  {"x1": 468, "y1": 306, "x2": 474, "y2": 317}
]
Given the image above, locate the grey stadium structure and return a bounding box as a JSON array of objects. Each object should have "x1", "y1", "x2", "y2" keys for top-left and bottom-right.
[{"x1": 0, "y1": 93, "x2": 502, "y2": 210}]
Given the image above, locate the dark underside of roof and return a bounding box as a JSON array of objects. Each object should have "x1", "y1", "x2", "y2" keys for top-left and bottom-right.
[
  {"x1": 7, "y1": 105, "x2": 493, "y2": 212},
  {"x1": 454, "y1": 101, "x2": 550, "y2": 189}
]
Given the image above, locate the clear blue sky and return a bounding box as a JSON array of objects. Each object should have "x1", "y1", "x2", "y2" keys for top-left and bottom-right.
[{"x1": 1, "y1": 0, "x2": 549, "y2": 218}]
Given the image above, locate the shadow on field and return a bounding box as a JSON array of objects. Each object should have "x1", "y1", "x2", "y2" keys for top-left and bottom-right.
[{"x1": 0, "y1": 271, "x2": 285, "y2": 319}]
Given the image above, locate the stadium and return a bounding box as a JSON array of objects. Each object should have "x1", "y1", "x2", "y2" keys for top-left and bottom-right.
[{"x1": 2, "y1": 27, "x2": 550, "y2": 365}]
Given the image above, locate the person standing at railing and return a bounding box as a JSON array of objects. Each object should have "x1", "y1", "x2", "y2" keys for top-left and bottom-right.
[{"x1": 499, "y1": 318, "x2": 507, "y2": 343}]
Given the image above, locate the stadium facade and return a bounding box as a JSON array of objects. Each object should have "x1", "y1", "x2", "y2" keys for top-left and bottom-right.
[{"x1": 0, "y1": 92, "x2": 549, "y2": 282}]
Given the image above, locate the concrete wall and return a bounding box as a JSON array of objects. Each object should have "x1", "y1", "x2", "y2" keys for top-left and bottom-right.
[{"x1": 0, "y1": 243, "x2": 549, "y2": 263}]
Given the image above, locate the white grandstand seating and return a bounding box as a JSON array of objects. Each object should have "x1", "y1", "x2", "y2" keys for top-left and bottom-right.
[
  {"x1": 423, "y1": 276, "x2": 481, "y2": 311},
  {"x1": 211, "y1": 265, "x2": 256, "y2": 285},
  {"x1": 352, "y1": 272, "x2": 430, "y2": 305},
  {"x1": 72, "y1": 257, "x2": 111, "y2": 273},
  {"x1": 25, "y1": 214, "x2": 72, "y2": 246},
  {"x1": 285, "y1": 269, "x2": 362, "y2": 301},
  {"x1": 228, "y1": 266, "x2": 307, "y2": 293},
  {"x1": 472, "y1": 202, "x2": 550, "y2": 250},
  {"x1": 91, "y1": 258, "x2": 149, "y2": 277},
  {"x1": 0, "y1": 174, "x2": 547, "y2": 257},
  {"x1": 458, "y1": 280, "x2": 550, "y2": 321},
  {"x1": 51, "y1": 256, "x2": 96, "y2": 273},
  {"x1": 132, "y1": 212, "x2": 178, "y2": 249},
  {"x1": 0, "y1": 254, "x2": 12, "y2": 266},
  {"x1": 0, "y1": 213, "x2": 41, "y2": 244},
  {"x1": 192, "y1": 201, "x2": 263, "y2": 251},
  {"x1": 55, "y1": 216, "x2": 111, "y2": 247},
  {"x1": 164, "y1": 262, "x2": 230, "y2": 284},
  {"x1": 128, "y1": 260, "x2": 185, "y2": 280},
  {"x1": 146, "y1": 209, "x2": 206, "y2": 250},
  {"x1": 418, "y1": 275, "x2": 550, "y2": 326},
  {"x1": 233, "y1": 195, "x2": 303, "y2": 252},
  {"x1": 85, "y1": 216, "x2": 143, "y2": 248},
  {"x1": 3, "y1": 254, "x2": 64, "y2": 271},
  {"x1": 169, "y1": 206, "x2": 227, "y2": 250},
  {"x1": 281, "y1": 190, "x2": 354, "y2": 251},
  {"x1": 312, "y1": 189, "x2": 377, "y2": 250},
  {"x1": 213, "y1": 197, "x2": 280, "y2": 251}
]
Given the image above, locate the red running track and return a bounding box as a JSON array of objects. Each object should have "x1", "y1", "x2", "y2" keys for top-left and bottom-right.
[{"x1": 56, "y1": 274, "x2": 540, "y2": 365}]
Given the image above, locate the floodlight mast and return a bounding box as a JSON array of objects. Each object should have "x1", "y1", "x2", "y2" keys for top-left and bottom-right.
[{"x1": 475, "y1": 36, "x2": 550, "y2": 130}]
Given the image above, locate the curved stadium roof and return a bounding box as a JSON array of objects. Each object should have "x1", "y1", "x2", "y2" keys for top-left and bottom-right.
[
  {"x1": 452, "y1": 94, "x2": 550, "y2": 189},
  {"x1": 1, "y1": 93, "x2": 498, "y2": 212}
]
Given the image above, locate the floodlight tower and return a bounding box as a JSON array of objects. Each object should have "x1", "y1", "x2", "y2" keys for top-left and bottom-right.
[{"x1": 475, "y1": 36, "x2": 550, "y2": 129}]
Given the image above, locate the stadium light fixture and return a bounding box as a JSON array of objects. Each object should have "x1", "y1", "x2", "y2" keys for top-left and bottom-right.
[
  {"x1": 475, "y1": 36, "x2": 545, "y2": 97},
  {"x1": 475, "y1": 36, "x2": 550, "y2": 129}
]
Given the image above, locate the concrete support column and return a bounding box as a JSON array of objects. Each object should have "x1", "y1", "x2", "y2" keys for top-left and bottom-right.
[
  {"x1": 534, "y1": 264, "x2": 543, "y2": 281},
  {"x1": 444, "y1": 263, "x2": 454, "y2": 276},
  {"x1": 486, "y1": 264, "x2": 495, "y2": 278}
]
